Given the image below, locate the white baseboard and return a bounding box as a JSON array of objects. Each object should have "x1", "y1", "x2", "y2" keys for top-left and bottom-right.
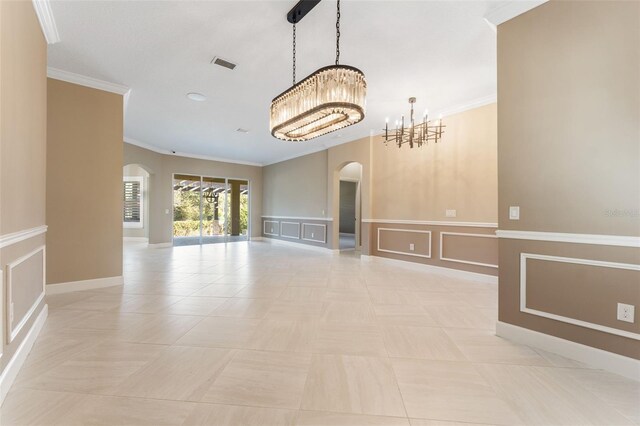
[
  {"x1": 46, "y1": 276, "x2": 123, "y2": 295},
  {"x1": 148, "y1": 242, "x2": 172, "y2": 249},
  {"x1": 250, "y1": 237, "x2": 265, "y2": 241},
  {"x1": 0, "y1": 304, "x2": 48, "y2": 404},
  {"x1": 261, "y1": 237, "x2": 335, "y2": 254},
  {"x1": 123, "y1": 237, "x2": 148, "y2": 242},
  {"x1": 361, "y1": 254, "x2": 497, "y2": 284},
  {"x1": 496, "y1": 321, "x2": 640, "y2": 380}
]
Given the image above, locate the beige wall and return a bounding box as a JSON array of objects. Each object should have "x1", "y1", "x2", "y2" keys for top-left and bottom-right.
[
  {"x1": 263, "y1": 150, "x2": 328, "y2": 218},
  {"x1": 0, "y1": 0, "x2": 47, "y2": 381},
  {"x1": 498, "y1": 0, "x2": 640, "y2": 358},
  {"x1": 124, "y1": 142, "x2": 263, "y2": 243},
  {"x1": 47, "y1": 79, "x2": 124, "y2": 284},
  {"x1": 372, "y1": 103, "x2": 497, "y2": 223}
]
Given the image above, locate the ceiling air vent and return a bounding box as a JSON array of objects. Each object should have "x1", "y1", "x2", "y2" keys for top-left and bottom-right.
[
  {"x1": 236, "y1": 128, "x2": 249, "y2": 134},
  {"x1": 211, "y1": 56, "x2": 237, "y2": 70}
]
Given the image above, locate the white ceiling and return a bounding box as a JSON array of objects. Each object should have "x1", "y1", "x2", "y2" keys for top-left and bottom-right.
[{"x1": 48, "y1": 0, "x2": 503, "y2": 166}]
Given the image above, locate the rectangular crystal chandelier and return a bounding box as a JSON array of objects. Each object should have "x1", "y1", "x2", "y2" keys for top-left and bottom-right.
[{"x1": 270, "y1": 65, "x2": 366, "y2": 141}]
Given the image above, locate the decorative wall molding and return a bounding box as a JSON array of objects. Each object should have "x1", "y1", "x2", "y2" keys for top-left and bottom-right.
[
  {"x1": 361, "y1": 254, "x2": 497, "y2": 285},
  {"x1": 496, "y1": 321, "x2": 640, "y2": 381},
  {"x1": 125, "y1": 137, "x2": 264, "y2": 167},
  {"x1": 32, "y1": 0, "x2": 60, "y2": 44},
  {"x1": 280, "y1": 222, "x2": 301, "y2": 239},
  {"x1": 262, "y1": 215, "x2": 333, "y2": 221},
  {"x1": 0, "y1": 225, "x2": 47, "y2": 249},
  {"x1": 263, "y1": 220, "x2": 280, "y2": 237},
  {"x1": 364, "y1": 219, "x2": 497, "y2": 228},
  {"x1": 377, "y1": 228, "x2": 432, "y2": 259},
  {"x1": 262, "y1": 237, "x2": 334, "y2": 254},
  {"x1": 302, "y1": 223, "x2": 327, "y2": 244},
  {"x1": 47, "y1": 67, "x2": 130, "y2": 96},
  {"x1": 0, "y1": 304, "x2": 48, "y2": 405},
  {"x1": 6, "y1": 246, "x2": 46, "y2": 344},
  {"x1": 484, "y1": 0, "x2": 548, "y2": 29},
  {"x1": 520, "y1": 253, "x2": 640, "y2": 341},
  {"x1": 439, "y1": 232, "x2": 498, "y2": 268},
  {"x1": 496, "y1": 229, "x2": 640, "y2": 248},
  {"x1": 437, "y1": 94, "x2": 497, "y2": 118},
  {"x1": 46, "y1": 275, "x2": 124, "y2": 295}
]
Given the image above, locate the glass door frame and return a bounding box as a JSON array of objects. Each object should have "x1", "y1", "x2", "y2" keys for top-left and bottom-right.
[{"x1": 171, "y1": 173, "x2": 251, "y2": 245}]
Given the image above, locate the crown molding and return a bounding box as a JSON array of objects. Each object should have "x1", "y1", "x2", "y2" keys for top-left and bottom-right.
[
  {"x1": 32, "y1": 0, "x2": 60, "y2": 44},
  {"x1": 484, "y1": 0, "x2": 548, "y2": 30},
  {"x1": 124, "y1": 138, "x2": 264, "y2": 167},
  {"x1": 47, "y1": 67, "x2": 130, "y2": 96},
  {"x1": 437, "y1": 94, "x2": 497, "y2": 118}
]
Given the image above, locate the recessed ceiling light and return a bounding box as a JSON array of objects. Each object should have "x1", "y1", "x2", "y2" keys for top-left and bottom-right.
[{"x1": 186, "y1": 92, "x2": 206, "y2": 102}]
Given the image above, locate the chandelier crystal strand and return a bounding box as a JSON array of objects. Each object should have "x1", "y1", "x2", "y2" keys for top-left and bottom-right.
[{"x1": 270, "y1": 0, "x2": 366, "y2": 142}]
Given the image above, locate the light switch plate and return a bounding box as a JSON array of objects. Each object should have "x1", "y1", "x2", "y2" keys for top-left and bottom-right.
[
  {"x1": 445, "y1": 209, "x2": 457, "y2": 218},
  {"x1": 509, "y1": 206, "x2": 520, "y2": 220},
  {"x1": 617, "y1": 303, "x2": 635, "y2": 323}
]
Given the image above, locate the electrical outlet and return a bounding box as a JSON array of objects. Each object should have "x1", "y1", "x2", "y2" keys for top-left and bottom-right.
[
  {"x1": 311, "y1": 232, "x2": 315, "y2": 238},
  {"x1": 270, "y1": 227, "x2": 273, "y2": 233},
  {"x1": 617, "y1": 303, "x2": 635, "y2": 323},
  {"x1": 509, "y1": 206, "x2": 520, "y2": 220},
  {"x1": 165, "y1": 209, "x2": 170, "y2": 214},
  {"x1": 445, "y1": 209, "x2": 457, "y2": 218},
  {"x1": 409, "y1": 243, "x2": 415, "y2": 251}
]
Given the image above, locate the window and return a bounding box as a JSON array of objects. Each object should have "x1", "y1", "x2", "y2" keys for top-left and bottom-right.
[{"x1": 123, "y1": 176, "x2": 143, "y2": 228}]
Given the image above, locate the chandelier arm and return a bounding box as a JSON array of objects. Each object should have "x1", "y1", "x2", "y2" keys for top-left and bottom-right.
[{"x1": 336, "y1": 0, "x2": 341, "y2": 65}]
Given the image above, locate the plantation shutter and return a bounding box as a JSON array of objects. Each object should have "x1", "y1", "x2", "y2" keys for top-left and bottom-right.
[{"x1": 123, "y1": 180, "x2": 141, "y2": 222}]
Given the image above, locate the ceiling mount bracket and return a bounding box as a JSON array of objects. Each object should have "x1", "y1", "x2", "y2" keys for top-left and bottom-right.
[{"x1": 287, "y1": 0, "x2": 322, "y2": 24}]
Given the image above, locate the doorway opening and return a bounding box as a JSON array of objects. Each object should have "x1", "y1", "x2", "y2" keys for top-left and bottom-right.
[
  {"x1": 172, "y1": 174, "x2": 250, "y2": 246},
  {"x1": 338, "y1": 162, "x2": 362, "y2": 251},
  {"x1": 123, "y1": 164, "x2": 150, "y2": 243}
]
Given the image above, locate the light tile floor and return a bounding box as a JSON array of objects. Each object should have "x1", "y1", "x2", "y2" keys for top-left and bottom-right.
[{"x1": 2, "y1": 241, "x2": 639, "y2": 425}]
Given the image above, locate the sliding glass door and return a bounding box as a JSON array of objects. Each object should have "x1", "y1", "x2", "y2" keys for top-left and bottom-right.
[{"x1": 173, "y1": 174, "x2": 250, "y2": 245}]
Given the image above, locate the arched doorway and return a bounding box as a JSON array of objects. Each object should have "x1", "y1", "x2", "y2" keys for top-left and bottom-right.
[{"x1": 337, "y1": 161, "x2": 363, "y2": 251}]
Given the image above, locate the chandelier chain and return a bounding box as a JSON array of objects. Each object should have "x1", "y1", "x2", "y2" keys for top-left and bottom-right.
[
  {"x1": 292, "y1": 21, "x2": 297, "y2": 84},
  {"x1": 335, "y1": 0, "x2": 340, "y2": 65}
]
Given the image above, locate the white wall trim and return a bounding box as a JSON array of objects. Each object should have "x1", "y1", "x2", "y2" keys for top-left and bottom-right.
[
  {"x1": 31, "y1": 0, "x2": 60, "y2": 44},
  {"x1": 364, "y1": 219, "x2": 497, "y2": 228},
  {"x1": 46, "y1": 276, "x2": 123, "y2": 295},
  {"x1": 437, "y1": 94, "x2": 497, "y2": 118},
  {"x1": 124, "y1": 137, "x2": 264, "y2": 167},
  {"x1": 484, "y1": 0, "x2": 548, "y2": 28},
  {"x1": 6, "y1": 246, "x2": 46, "y2": 344},
  {"x1": 496, "y1": 229, "x2": 640, "y2": 248},
  {"x1": 302, "y1": 223, "x2": 327, "y2": 244},
  {"x1": 47, "y1": 67, "x2": 130, "y2": 96},
  {"x1": 377, "y1": 228, "x2": 432, "y2": 259},
  {"x1": 148, "y1": 242, "x2": 172, "y2": 249},
  {"x1": 0, "y1": 225, "x2": 47, "y2": 249},
  {"x1": 0, "y1": 304, "x2": 48, "y2": 405},
  {"x1": 262, "y1": 215, "x2": 333, "y2": 221},
  {"x1": 520, "y1": 253, "x2": 640, "y2": 341},
  {"x1": 361, "y1": 254, "x2": 497, "y2": 285},
  {"x1": 261, "y1": 236, "x2": 334, "y2": 254},
  {"x1": 280, "y1": 221, "x2": 301, "y2": 239},
  {"x1": 439, "y1": 232, "x2": 498, "y2": 268},
  {"x1": 264, "y1": 220, "x2": 280, "y2": 237},
  {"x1": 496, "y1": 321, "x2": 640, "y2": 381}
]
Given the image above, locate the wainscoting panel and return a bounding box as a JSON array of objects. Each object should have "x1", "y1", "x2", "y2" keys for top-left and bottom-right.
[
  {"x1": 302, "y1": 223, "x2": 327, "y2": 244},
  {"x1": 280, "y1": 222, "x2": 300, "y2": 239},
  {"x1": 263, "y1": 220, "x2": 280, "y2": 237},
  {"x1": 6, "y1": 246, "x2": 46, "y2": 343},
  {"x1": 378, "y1": 228, "x2": 431, "y2": 258},
  {"x1": 520, "y1": 253, "x2": 640, "y2": 340},
  {"x1": 440, "y1": 232, "x2": 498, "y2": 268}
]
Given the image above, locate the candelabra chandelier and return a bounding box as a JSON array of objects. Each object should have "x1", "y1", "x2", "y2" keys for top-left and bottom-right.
[
  {"x1": 270, "y1": 0, "x2": 367, "y2": 142},
  {"x1": 383, "y1": 97, "x2": 445, "y2": 148}
]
